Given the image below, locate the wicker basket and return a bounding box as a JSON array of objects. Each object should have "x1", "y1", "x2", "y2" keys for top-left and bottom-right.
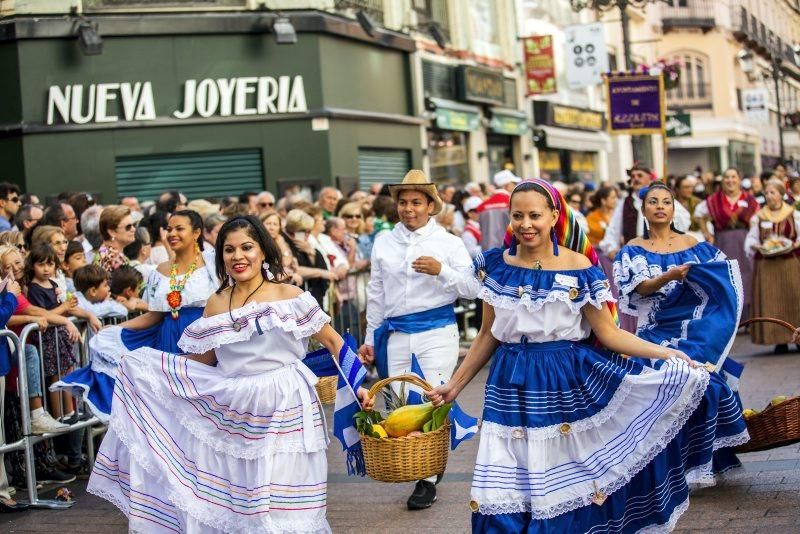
[
  {"x1": 315, "y1": 376, "x2": 338, "y2": 405},
  {"x1": 360, "y1": 375, "x2": 450, "y2": 483},
  {"x1": 736, "y1": 396, "x2": 800, "y2": 453}
]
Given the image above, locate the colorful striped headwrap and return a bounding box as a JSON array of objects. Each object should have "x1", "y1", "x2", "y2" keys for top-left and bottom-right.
[{"x1": 503, "y1": 178, "x2": 619, "y2": 326}]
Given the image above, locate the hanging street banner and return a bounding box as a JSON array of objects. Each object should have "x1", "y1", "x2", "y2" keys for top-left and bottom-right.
[
  {"x1": 605, "y1": 74, "x2": 665, "y2": 135},
  {"x1": 742, "y1": 88, "x2": 770, "y2": 124},
  {"x1": 666, "y1": 113, "x2": 692, "y2": 137},
  {"x1": 523, "y1": 35, "x2": 557, "y2": 96},
  {"x1": 565, "y1": 23, "x2": 609, "y2": 89}
]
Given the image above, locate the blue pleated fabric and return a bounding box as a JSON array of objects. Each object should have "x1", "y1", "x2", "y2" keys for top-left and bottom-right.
[
  {"x1": 51, "y1": 307, "x2": 205, "y2": 422},
  {"x1": 614, "y1": 243, "x2": 749, "y2": 483}
]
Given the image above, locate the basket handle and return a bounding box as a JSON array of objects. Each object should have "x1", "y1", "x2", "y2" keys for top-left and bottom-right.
[
  {"x1": 367, "y1": 374, "x2": 433, "y2": 400},
  {"x1": 740, "y1": 317, "x2": 797, "y2": 333}
]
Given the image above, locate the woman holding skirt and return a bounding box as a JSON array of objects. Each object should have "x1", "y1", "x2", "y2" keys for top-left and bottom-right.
[
  {"x1": 87, "y1": 215, "x2": 371, "y2": 532},
  {"x1": 429, "y1": 179, "x2": 723, "y2": 532},
  {"x1": 744, "y1": 179, "x2": 800, "y2": 353},
  {"x1": 614, "y1": 182, "x2": 749, "y2": 485}
]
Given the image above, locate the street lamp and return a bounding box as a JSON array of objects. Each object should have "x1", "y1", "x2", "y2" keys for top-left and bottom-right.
[
  {"x1": 570, "y1": 0, "x2": 665, "y2": 70},
  {"x1": 738, "y1": 46, "x2": 785, "y2": 161}
]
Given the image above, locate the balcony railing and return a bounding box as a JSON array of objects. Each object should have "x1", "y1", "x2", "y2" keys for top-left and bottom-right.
[
  {"x1": 661, "y1": 1, "x2": 715, "y2": 31},
  {"x1": 667, "y1": 82, "x2": 712, "y2": 109}
]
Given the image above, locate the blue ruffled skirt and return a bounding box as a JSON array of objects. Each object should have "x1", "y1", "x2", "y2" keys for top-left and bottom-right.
[
  {"x1": 50, "y1": 307, "x2": 204, "y2": 422},
  {"x1": 470, "y1": 340, "x2": 731, "y2": 533}
]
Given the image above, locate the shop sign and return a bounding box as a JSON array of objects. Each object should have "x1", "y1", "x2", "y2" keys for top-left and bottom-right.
[
  {"x1": 46, "y1": 75, "x2": 308, "y2": 125},
  {"x1": 538, "y1": 150, "x2": 561, "y2": 171},
  {"x1": 430, "y1": 145, "x2": 468, "y2": 168},
  {"x1": 571, "y1": 152, "x2": 596, "y2": 172},
  {"x1": 564, "y1": 23, "x2": 608, "y2": 89},
  {"x1": 742, "y1": 88, "x2": 769, "y2": 124},
  {"x1": 458, "y1": 66, "x2": 505, "y2": 106},
  {"x1": 523, "y1": 35, "x2": 557, "y2": 96},
  {"x1": 435, "y1": 108, "x2": 480, "y2": 132},
  {"x1": 666, "y1": 113, "x2": 692, "y2": 137},
  {"x1": 552, "y1": 104, "x2": 604, "y2": 131},
  {"x1": 605, "y1": 75, "x2": 664, "y2": 135},
  {"x1": 489, "y1": 114, "x2": 528, "y2": 136}
]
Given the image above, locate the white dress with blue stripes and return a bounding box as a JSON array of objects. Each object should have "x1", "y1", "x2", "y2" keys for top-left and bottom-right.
[{"x1": 470, "y1": 248, "x2": 711, "y2": 533}]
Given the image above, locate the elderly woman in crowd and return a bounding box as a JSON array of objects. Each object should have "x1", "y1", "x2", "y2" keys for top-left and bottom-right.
[
  {"x1": 745, "y1": 179, "x2": 800, "y2": 353},
  {"x1": 93, "y1": 206, "x2": 136, "y2": 273},
  {"x1": 319, "y1": 217, "x2": 368, "y2": 334}
]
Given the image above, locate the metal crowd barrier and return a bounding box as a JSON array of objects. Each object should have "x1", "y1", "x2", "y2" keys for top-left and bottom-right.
[{"x1": 0, "y1": 313, "x2": 126, "y2": 510}]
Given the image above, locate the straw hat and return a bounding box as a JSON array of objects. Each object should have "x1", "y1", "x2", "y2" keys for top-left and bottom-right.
[{"x1": 388, "y1": 170, "x2": 443, "y2": 215}]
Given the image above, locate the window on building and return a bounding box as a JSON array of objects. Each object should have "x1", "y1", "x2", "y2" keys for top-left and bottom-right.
[{"x1": 668, "y1": 51, "x2": 711, "y2": 107}]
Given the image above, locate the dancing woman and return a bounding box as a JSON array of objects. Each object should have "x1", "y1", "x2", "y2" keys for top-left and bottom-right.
[
  {"x1": 429, "y1": 179, "x2": 717, "y2": 532},
  {"x1": 88, "y1": 215, "x2": 371, "y2": 533},
  {"x1": 52, "y1": 210, "x2": 218, "y2": 420},
  {"x1": 614, "y1": 182, "x2": 749, "y2": 485}
]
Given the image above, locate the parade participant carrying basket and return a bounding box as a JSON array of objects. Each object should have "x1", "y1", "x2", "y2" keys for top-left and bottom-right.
[
  {"x1": 358, "y1": 169, "x2": 480, "y2": 510},
  {"x1": 426, "y1": 178, "x2": 735, "y2": 533}
]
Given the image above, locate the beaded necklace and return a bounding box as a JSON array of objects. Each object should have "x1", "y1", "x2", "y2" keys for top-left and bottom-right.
[{"x1": 166, "y1": 253, "x2": 199, "y2": 319}]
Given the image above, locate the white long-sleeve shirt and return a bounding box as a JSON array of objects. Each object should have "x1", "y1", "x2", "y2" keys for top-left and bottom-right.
[
  {"x1": 599, "y1": 193, "x2": 690, "y2": 255},
  {"x1": 76, "y1": 291, "x2": 129, "y2": 318},
  {"x1": 364, "y1": 218, "x2": 480, "y2": 345}
]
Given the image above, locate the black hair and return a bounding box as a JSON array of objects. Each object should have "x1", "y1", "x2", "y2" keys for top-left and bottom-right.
[
  {"x1": 673, "y1": 175, "x2": 695, "y2": 194},
  {"x1": 509, "y1": 181, "x2": 556, "y2": 211},
  {"x1": 451, "y1": 189, "x2": 470, "y2": 217},
  {"x1": 641, "y1": 183, "x2": 684, "y2": 239},
  {"x1": 123, "y1": 226, "x2": 150, "y2": 261},
  {"x1": 591, "y1": 185, "x2": 617, "y2": 210},
  {"x1": 74, "y1": 264, "x2": 109, "y2": 294},
  {"x1": 41, "y1": 201, "x2": 68, "y2": 226},
  {"x1": 65, "y1": 240, "x2": 85, "y2": 262},
  {"x1": 25, "y1": 243, "x2": 59, "y2": 285},
  {"x1": 238, "y1": 191, "x2": 258, "y2": 203},
  {"x1": 214, "y1": 215, "x2": 285, "y2": 293},
  {"x1": 723, "y1": 167, "x2": 742, "y2": 180},
  {"x1": 142, "y1": 210, "x2": 169, "y2": 246},
  {"x1": 109, "y1": 265, "x2": 143, "y2": 297},
  {"x1": 0, "y1": 182, "x2": 20, "y2": 200},
  {"x1": 169, "y1": 209, "x2": 204, "y2": 251}
]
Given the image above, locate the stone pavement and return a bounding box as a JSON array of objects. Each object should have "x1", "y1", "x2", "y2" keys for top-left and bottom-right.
[{"x1": 1, "y1": 335, "x2": 799, "y2": 533}]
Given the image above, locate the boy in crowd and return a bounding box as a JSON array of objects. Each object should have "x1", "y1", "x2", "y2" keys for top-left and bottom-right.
[
  {"x1": 110, "y1": 265, "x2": 148, "y2": 313},
  {"x1": 72, "y1": 265, "x2": 128, "y2": 319}
]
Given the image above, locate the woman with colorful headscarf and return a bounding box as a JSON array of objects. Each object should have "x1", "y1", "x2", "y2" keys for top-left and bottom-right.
[
  {"x1": 428, "y1": 179, "x2": 726, "y2": 532},
  {"x1": 614, "y1": 182, "x2": 749, "y2": 484}
]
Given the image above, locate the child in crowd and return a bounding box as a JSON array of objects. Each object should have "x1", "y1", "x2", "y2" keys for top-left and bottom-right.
[
  {"x1": 0, "y1": 245, "x2": 70, "y2": 434},
  {"x1": 62, "y1": 241, "x2": 87, "y2": 293},
  {"x1": 109, "y1": 265, "x2": 148, "y2": 313},
  {"x1": 73, "y1": 265, "x2": 129, "y2": 319},
  {"x1": 25, "y1": 244, "x2": 99, "y2": 420}
]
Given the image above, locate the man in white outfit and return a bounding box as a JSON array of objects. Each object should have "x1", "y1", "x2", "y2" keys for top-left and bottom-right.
[{"x1": 359, "y1": 170, "x2": 480, "y2": 510}]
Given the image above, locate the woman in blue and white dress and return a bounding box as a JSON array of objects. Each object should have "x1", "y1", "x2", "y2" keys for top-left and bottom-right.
[
  {"x1": 429, "y1": 179, "x2": 722, "y2": 533},
  {"x1": 88, "y1": 215, "x2": 372, "y2": 533},
  {"x1": 52, "y1": 210, "x2": 218, "y2": 421},
  {"x1": 613, "y1": 182, "x2": 749, "y2": 484}
]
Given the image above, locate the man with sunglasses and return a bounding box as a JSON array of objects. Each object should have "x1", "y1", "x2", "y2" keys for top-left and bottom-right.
[
  {"x1": 255, "y1": 191, "x2": 276, "y2": 216},
  {"x1": 0, "y1": 182, "x2": 21, "y2": 232}
]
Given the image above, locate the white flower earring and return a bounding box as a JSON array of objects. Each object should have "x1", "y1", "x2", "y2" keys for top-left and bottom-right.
[
  {"x1": 263, "y1": 261, "x2": 275, "y2": 281},
  {"x1": 227, "y1": 273, "x2": 234, "y2": 286}
]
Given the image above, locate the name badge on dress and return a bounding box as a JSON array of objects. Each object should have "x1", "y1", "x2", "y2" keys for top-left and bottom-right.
[
  {"x1": 760, "y1": 221, "x2": 773, "y2": 229},
  {"x1": 737, "y1": 200, "x2": 748, "y2": 208},
  {"x1": 555, "y1": 274, "x2": 579, "y2": 288}
]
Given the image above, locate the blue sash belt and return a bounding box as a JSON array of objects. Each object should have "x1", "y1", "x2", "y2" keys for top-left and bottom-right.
[{"x1": 373, "y1": 304, "x2": 456, "y2": 378}]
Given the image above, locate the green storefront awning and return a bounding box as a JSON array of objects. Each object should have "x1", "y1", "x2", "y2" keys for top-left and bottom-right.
[
  {"x1": 490, "y1": 109, "x2": 529, "y2": 136},
  {"x1": 430, "y1": 97, "x2": 481, "y2": 132}
]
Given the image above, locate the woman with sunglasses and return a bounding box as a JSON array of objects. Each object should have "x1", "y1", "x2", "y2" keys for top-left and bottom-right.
[
  {"x1": 92, "y1": 206, "x2": 136, "y2": 273},
  {"x1": 53, "y1": 210, "x2": 219, "y2": 422}
]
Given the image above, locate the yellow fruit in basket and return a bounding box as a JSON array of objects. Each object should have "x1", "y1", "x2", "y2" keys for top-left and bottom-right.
[
  {"x1": 742, "y1": 409, "x2": 757, "y2": 419},
  {"x1": 371, "y1": 424, "x2": 388, "y2": 438},
  {"x1": 384, "y1": 402, "x2": 435, "y2": 437},
  {"x1": 771, "y1": 396, "x2": 788, "y2": 407}
]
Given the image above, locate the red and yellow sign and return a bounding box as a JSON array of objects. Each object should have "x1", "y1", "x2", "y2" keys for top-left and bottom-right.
[{"x1": 523, "y1": 36, "x2": 557, "y2": 96}]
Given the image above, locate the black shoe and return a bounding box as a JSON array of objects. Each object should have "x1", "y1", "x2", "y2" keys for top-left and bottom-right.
[
  {"x1": 36, "y1": 466, "x2": 76, "y2": 485},
  {"x1": 435, "y1": 473, "x2": 444, "y2": 485},
  {"x1": 775, "y1": 344, "x2": 789, "y2": 354},
  {"x1": 407, "y1": 480, "x2": 437, "y2": 510}
]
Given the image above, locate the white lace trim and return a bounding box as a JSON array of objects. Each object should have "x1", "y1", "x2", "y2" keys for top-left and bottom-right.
[
  {"x1": 635, "y1": 497, "x2": 690, "y2": 534},
  {"x1": 134, "y1": 354, "x2": 328, "y2": 459},
  {"x1": 477, "y1": 366, "x2": 710, "y2": 520},
  {"x1": 89, "y1": 355, "x2": 118, "y2": 377},
  {"x1": 685, "y1": 461, "x2": 717, "y2": 489},
  {"x1": 478, "y1": 285, "x2": 615, "y2": 314},
  {"x1": 109, "y1": 421, "x2": 330, "y2": 534},
  {"x1": 480, "y1": 376, "x2": 634, "y2": 441},
  {"x1": 178, "y1": 293, "x2": 330, "y2": 354},
  {"x1": 713, "y1": 429, "x2": 750, "y2": 451}
]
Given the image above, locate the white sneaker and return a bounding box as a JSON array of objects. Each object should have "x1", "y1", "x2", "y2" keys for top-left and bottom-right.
[{"x1": 30, "y1": 413, "x2": 70, "y2": 435}]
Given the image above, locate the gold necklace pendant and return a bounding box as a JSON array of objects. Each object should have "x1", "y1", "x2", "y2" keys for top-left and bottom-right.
[{"x1": 532, "y1": 260, "x2": 542, "y2": 270}]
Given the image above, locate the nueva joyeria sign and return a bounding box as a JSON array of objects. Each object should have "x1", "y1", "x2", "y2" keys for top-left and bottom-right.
[{"x1": 46, "y1": 75, "x2": 308, "y2": 125}]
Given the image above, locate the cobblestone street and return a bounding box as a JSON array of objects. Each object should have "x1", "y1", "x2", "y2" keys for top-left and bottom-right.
[{"x1": 2, "y1": 335, "x2": 799, "y2": 533}]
